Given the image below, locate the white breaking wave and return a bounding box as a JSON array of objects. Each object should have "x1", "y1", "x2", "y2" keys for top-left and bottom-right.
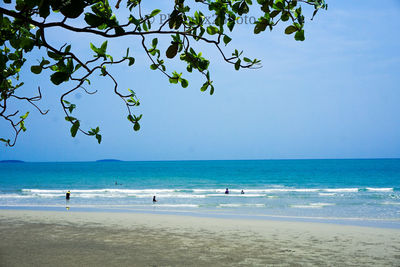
[
  {"x1": 12, "y1": 187, "x2": 396, "y2": 200},
  {"x1": 291, "y1": 203, "x2": 335, "y2": 209},
  {"x1": 207, "y1": 194, "x2": 265, "y2": 197},
  {"x1": 241, "y1": 189, "x2": 320, "y2": 193},
  {"x1": 366, "y1": 188, "x2": 393, "y2": 192},
  {"x1": 22, "y1": 189, "x2": 177, "y2": 194},
  {"x1": 0, "y1": 194, "x2": 34, "y2": 199},
  {"x1": 323, "y1": 188, "x2": 358, "y2": 193},
  {"x1": 218, "y1": 203, "x2": 265, "y2": 208},
  {"x1": 382, "y1": 201, "x2": 400, "y2": 205}
]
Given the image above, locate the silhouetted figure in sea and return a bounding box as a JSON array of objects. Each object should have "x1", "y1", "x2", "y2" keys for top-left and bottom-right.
[
  {"x1": 241, "y1": 190, "x2": 245, "y2": 194},
  {"x1": 65, "y1": 190, "x2": 71, "y2": 211},
  {"x1": 225, "y1": 188, "x2": 229, "y2": 194},
  {"x1": 153, "y1": 196, "x2": 157, "y2": 203}
]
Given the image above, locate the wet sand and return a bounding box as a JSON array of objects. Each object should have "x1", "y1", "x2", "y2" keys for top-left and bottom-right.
[{"x1": 0, "y1": 209, "x2": 399, "y2": 266}]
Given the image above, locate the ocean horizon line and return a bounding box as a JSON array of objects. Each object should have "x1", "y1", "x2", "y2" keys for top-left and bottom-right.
[{"x1": 1, "y1": 157, "x2": 400, "y2": 164}]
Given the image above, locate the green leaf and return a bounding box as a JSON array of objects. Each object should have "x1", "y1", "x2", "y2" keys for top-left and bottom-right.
[
  {"x1": 90, "y1": 43, "x2": 99, "y2": 53},
  {"x1": 150, "y1": 9, "x2": 161, "y2": 17},
  {"x1": 20, "y1": 112, "x2": 29, "y2": 120},
  {"x1": 243, "y1": 57, "x2": 252, "y2": 63},
  {"x1": 281, "y1": 11, "x2": 289, "y2": 21},
  {"x1": 200, "y1": 82, "x2": 209, "y2": 92},
  {"x1": 101, "y1": 66, "x2": 107, "y2": 76},
  {"x1": 127, "y1": 115, "x2": 135, "y2": 123},
  {"x1": 285, "y1": 25, "x2": 297, "y2": 35},
  {"x1": 150, "y1": 64, "x2": 158, "y2": 70},
  {"x1": 84, "y1": 13, "x2": 104, "y2": 27},
  {"x1": 274, "y1": 0, "x2": 285, "y2": 10},
  {"x1": 100, "y1": 41, "x2": 108, "y2": 54},
  {"x1": 209, "y1": 84, "x2": 215, "y2": 95},
  {"x1": 294, "y1": 30, "x2": 305, "y2": 41},
  {"x1": 47, "y1": 51, "x2": 62, "y2": 60},
  {"x1": 31, "y1": 65, "x2": 42, "y2": 74},
  {"x1": 70, "y1": 121, "x2": 80, "y2": 137},
  {"x1": 50, "y1": 72, "x2": 69, "y2": 85},
  {"x1": 206, "y1": 26, "x2": 219, "y2": 35},
  {"x1": 181, "y1": 79, "x2": 189, "y2": 88},
  {"x1": 169, "y1": 77, "x2": 179, "y2": 84},
  {"x1": 65, "y1": 116, "x2": 77, "y2": 122},
  {"x1": 40, "y1": 59, "x2": 50, "y2": 66},
  {"x1": 19, "y1": 121, "x2": 26, "y2": 132},
  {"x1": 223, "y1": 35, "x2": 232, "y2": 45},
  {"x1": 142, "y1": 21, "x2": 148, "y2": 31},
  {"x1": 115, "y1": 26, "x2": 125, "y2": 35},
  {"x1": 128, "y1": 57, "x2": 135, "y2": 66},
  {"x1": 235, "y1": 59, "x2": 241, "y2": 70},
  {"x1": 270, "y1": 10, "x2": 281, "y2": 18},
  {"x1": 152, "y1": 38, "x2": 158, "y2": 47},
  {"x1": 95, "y1": 134, "x2": 102, "y2": 144},
  {"x1": 74, "y1": 64, "x2": 81, "y2": 72},
  {"x1": 64, "y1": 45, "x2": 71, "y2": 53},
  {"x1": 60, "y1": 1, "x2": 85, "y2": 18},
  {"x1": 133, "y1": 122, "x2": 140, "y2": 131},
  {"x1": 166, "y1": 43, "x2": 178, "y2": 59},
  {"x1": 68, "y1": 104, "x2": 76, "y2": 113},
  {"x1": 39, "y1": 1, "x2": 50, "y2": 18},
  {"x1": 254, "y1": 20, "x2": 268, "y2": 34}
]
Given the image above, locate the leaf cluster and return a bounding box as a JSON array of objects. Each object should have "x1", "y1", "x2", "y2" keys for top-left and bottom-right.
[{"x1": 0, "y1": 0, "x2": 327, "y2": 146}]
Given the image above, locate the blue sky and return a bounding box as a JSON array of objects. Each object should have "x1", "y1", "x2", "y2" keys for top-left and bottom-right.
[{"x1": 1, "y1": 0, "x2": 400, "y2": 162}]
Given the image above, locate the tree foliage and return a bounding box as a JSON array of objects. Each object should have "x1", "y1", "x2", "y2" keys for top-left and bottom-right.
[{"x1": 0, "y1": 0, "x2": 327, "y2": 146}]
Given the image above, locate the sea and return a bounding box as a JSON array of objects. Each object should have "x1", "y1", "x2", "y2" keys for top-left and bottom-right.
[{"x1": 1, "y1": 159, "x2": 400, "y2": 228}]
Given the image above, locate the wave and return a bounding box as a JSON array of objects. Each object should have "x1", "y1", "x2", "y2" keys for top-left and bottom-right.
[
  {"x1": 206, "y1": 194, "x2": 265, "y2": 197},
  {"x1": 322, "y1": 188, "x2": 358, "y2": 193},
  {"x1": 366, "y1": 188, "x2": 393, "y2": 192},
  {"x1": 9, "y1": 187, "x2": 397, "y2": 200},
  {"x1": 21, "y1": 189, "x2": 177, "y2": 194},
  {"x1": 0, "y1": 194, "x2": 34, "y2": 199},
  {"x1": 382, "y1": 201, "x2": 400, "y2": 205},
  {"x1": 290, "y1": 203, "x2": 335, "y2": 209},
  {"x1": 218, "y1": 204, "x2": 265, "y2": 208}
]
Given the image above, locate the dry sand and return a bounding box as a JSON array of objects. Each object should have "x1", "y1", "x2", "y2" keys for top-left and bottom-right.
[{"x1": 0, "y1": 209, "x2": 399, "y2": 266}]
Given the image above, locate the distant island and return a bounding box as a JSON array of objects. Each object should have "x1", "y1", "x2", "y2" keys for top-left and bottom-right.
[
  {"x1": 96, "y1": 159, "x2": 123, "y2": 162},
  {"x1": 0, "y1": 160, "x2": 25, "y2": 163}
]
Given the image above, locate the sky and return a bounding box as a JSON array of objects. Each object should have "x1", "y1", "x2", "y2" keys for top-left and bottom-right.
[{"x1": 1, "y1": 0, "x2": 400, "y2": 162}]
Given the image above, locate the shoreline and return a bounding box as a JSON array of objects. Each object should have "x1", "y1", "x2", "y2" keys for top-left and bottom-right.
[
  {"x1": 1, "y1": 205, "x2": 400, "y2": 229},
  {"x1": 1, "y1": 209, "x2": 400, "y2": 266}
]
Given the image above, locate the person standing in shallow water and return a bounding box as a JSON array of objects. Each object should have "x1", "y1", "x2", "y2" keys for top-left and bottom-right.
[
  {"x1": 153, "y1": 196, "x2": 157, "y2": 203},
  {"x1": 65, "y1": 190, "x2": 71, "y2": 211},
  {"x1": 225, "y1": 188, "x2": 229, "y2": 194}
]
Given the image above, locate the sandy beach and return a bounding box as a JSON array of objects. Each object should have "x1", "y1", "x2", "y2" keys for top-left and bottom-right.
[{"x1": 0, "y1": 209, "x2": 399, "y2": 266}]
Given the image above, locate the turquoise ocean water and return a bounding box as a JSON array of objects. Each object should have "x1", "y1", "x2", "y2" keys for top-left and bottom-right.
[{"x1": 1, "y1": 159, "x2": 399, "y2": 228}]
